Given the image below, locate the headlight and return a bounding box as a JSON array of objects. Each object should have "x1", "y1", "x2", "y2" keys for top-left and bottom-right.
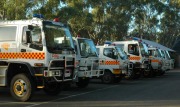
[
  {"x1": 166, "y1": 63, "x2": 170, "y2": 66},
  {"x1": 62, "y1": 50, "x2": 68, "y2": 54},
  {"x1": 44, "y1": 70, "x2": 61, "y2": 77},
  {"x1": 113, "y1": 69, "x2": 121, "y2": 74},
  {"x1": 79, "y1": 67, "x2": 88, "y2": 71}
]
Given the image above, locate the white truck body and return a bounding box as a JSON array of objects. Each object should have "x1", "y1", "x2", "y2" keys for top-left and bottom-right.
[
  {"x1": 148, "y1": 47, "x2": 163, "y2": 73},
  {"x1": 160, "y1": 49, "x2": 171, "y2": 71},
  {"x1": 0, "y1": 16, "x2": 75, "y2": 101},
  {"x1": 96, "y1": 45, "x2": 129, "y2": 83},
  {"x1": 112, "y1": 40, "x2": 152, "y2": 78},
  {"x1": 165, "y1": 51, "x2": 174, "y2": 69},
  {"x1": 73, "y1": 37, "x2": 103, "y2": 87}
]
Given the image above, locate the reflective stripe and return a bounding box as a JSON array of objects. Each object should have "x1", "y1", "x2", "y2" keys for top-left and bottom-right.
[
  {"x1": 100, "y1": 60, "x2": 120, "y2": 65},
  {"x1": 35, "y1": 74, "x2": 43, "y2": 76},
  {"x1": 129, "y1": 56, "x2": 140, "y2": 60},
  {"x1": 0, "y1": 52, "x2": 45, "y2": 60},
  {"x1": 151, "y1": 59, "x2": 159, "y2": 63},
  {"x1": 113, "y1": 69, "x2": 121, "y2": 74},
  {"x1": 37, "y1": 86, "x2": 44, "y2": 88}
]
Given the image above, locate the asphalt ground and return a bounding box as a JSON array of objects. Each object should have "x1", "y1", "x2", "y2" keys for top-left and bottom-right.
[{"x1": 0, "y1": 68, "x2": 180, "y2": 107}]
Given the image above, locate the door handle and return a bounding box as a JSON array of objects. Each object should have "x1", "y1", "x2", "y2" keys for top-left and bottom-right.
[{"x1": 21, "y1": 49, "x2": 26, "y2": 52}]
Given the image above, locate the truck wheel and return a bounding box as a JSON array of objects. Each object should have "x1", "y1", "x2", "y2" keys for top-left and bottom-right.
[
  {"x1": 160, "y1": 70, "x2": 165, "y2": 75},
  {"x1": 101, "y1": 71, "x2": 113, "y2": 84},
  {"x1": 125, "y1": 69, "x2": 138, "y2": 80},
  {"x1": 156, "y1": 70, "x2": 164, "y2": 76},
  {"x1": 150, "y1": 69, "x2": 156, "y2": 77},
  {"x1": 76, "y1": 78, "x2": 89, "y2": 88},
  {"x1": 125, "y1": 69, "x2": 133, "y2": 79},
  {"x1": 10, "y1": 73, "x2": 34, "y2": 102},
  {"x1": 143, "y1": 65, "x2": 152, "y2": 78},
  {"x1": 63, "y1": 83, "x2": 71, "y2": 91},
  {"x1": 113, "y1": 76, "x2": 122, "y2": 83},
  {"x1": 44, "y1": 82, "x2": 62, "y2": 96}
]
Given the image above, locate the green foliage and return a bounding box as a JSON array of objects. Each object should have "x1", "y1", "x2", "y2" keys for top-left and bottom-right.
[
  {"x1": 0, "y1": 0, "x2": 179, "y2": 47},
  {"x1": 0, "y1": 0, "x2": 29, "y2": 20}
]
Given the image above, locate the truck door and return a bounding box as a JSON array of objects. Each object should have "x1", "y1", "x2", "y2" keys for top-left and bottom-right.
[
  {"x1": 0, "y1": 26, "x2": 17, "y2": 53},
  {"x1": 20, "y1": 26, "x2": 43, "y2": 52}
]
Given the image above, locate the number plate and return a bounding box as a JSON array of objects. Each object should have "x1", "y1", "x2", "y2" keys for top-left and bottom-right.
[{"x1": 65, "y1": 70, "x2": 71, "y2": 77}]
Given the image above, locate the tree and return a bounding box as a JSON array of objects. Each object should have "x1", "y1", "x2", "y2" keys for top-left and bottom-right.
[
  {"x1": 0, "y1": 0, "x2": 29, "y2": 20},
  {"x1": 158, "y1": 0, "x2": 180, "y2": 48}
]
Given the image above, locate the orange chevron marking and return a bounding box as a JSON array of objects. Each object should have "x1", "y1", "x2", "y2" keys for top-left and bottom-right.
[
  {"x1": 0, "y1": 52, "x2": 45, "y2": 60},
  {"x1": 129, "y1": 56, "x2": 141, "y2": 60}
]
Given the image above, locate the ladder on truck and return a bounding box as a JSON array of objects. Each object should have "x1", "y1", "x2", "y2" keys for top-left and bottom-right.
[{"x1": 0, "y1": 65, "x2": 7, "y2": 86}]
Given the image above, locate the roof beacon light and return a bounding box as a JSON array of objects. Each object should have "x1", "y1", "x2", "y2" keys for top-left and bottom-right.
[
  {"x1": 104, "y1": 41, "x2": 112, "y2": 46},
  {"x1": 53, "y1": 18, "x2": 59, "y2": 22},
  {"x1": 33, "y1": 14, "x2": 44, "y2": 19},
  {"x1": 139, "y1": 39, "x2": 142, "y2": 42},
  {"x1": 77, "y1": 34, "x2": 80, "y2": 38},
  {"x1": 111, "y1": 43, "x2": 116, "y2": 46}
]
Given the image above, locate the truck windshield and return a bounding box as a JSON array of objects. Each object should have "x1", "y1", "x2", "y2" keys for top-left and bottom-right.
[
  {"x1": 43, "y1": 21, "x2": 74, "y2": 53},
  {"x1": 78, "y1": 39, "x2": 98, "y2": 57},
  {"x1": 148, "y1": 50, "x2": 154, "y2": 56},
  {"x1": 160, "y1": 50, "x2": 165, "y2": 58},
  {"x1": 139, "y1": 42, "x2": 148, "y2": 57},
  {"x1": 166, "y1": 51, "x2": 171, "y2": 59},
  {"x1": 165, "y1": 51, "x2": 171, "y2": 59},
  {"x1": 157, "y1": 49, "x2": 163, "y2": 57},
  {"x1": 115, "y1": 47, "x2": 128, "y2": 60}
]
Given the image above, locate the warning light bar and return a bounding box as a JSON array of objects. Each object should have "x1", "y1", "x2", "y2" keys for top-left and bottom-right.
[{"x1": 33, "y1": 14, "x2": 44, "y2": 19}]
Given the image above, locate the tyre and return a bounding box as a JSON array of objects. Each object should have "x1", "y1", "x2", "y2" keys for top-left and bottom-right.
[
  {"x1": 43, "y1": 82, "x2": 62, "y2": 96},
  {"x1": 125, "y1": 69, "x2": 133, "y2": 79},
  {"x1": 156, "y1": 70, "x2": 165, "y2": 76},
  {"x1": 149, "y1": 67, "x2": 156, "y2": 77},
  {"x1": 125, "y1": 68, "x2": 140, "y2": 80},
  {"x1": 101, "y1": 71, "x2": 113, "y2": 84},
  {"x1": 143, "y1": 65, "x2": 153, "y2": 78},
  {"x1": 113, "y1": 76, "x2": 122, "y2": 83},
  {"x1": 63, "y1": 83, "x2": 72, "y2": 91},
  {"x1": 160, "y1": 70, "x2": 165, "y2": 75},
  {"x1": 76, "y1": 78, "x2": 89, "y2": 88},
  {"x1": 10, "y1": 73, "x2": 34, "y2": 102}
]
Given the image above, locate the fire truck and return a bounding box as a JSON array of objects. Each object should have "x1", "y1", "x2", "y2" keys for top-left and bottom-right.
[
  {"x1": 159, "y1": 49, "x2": 171, "y2": 73},
  {"x1": 0, "y1": 15, "x2": 75, "y2": 101},
  {"x1": 132, "y1": 37, "x2": 174, "y2": 75},
  {"x1": 96, "y1": 44, "x2": 129, "y2": 83},
  {"x1": 165, "y1": 50, "x2": 174, "y2": 70},
  {"x1": 73, "y1": 37, "x2": 103, "y2": 87},
  {"x1": 148, "y1": 47, "x2": 164, "y2": 75},
  {"x1": 112, "y1": 40, "x2": 153, "y2": 79}
]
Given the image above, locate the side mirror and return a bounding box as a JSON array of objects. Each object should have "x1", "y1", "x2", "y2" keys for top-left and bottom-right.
[
  {"x1": 25, "y1": 31, "x2": 32, "y2": 44},
  {"x1": 114, "y1": 51, "x2": 117, "y2": 56},
  {"x1": 28, "y1": 25, "x2": 34, "y2": 30},
  {"x1": 62, "y1": 40, "x2": 70, "y2": 47},
  {"x1": 141, "y1": 51, "x2": 145, "y2": 57},
  {"x1": 154, "y1": 54, "x2": 157, "y2": 57}
]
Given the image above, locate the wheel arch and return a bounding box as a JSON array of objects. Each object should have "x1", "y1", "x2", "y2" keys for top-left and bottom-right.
[
  {"x1": 6, "y1": 62, "x2": 36, "y2": 87},
  {"x1": 104, "y1": 69, "x2": 112, "y2": 73}
]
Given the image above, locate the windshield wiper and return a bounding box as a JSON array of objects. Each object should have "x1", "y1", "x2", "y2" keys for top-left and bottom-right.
[
  {"x1": 88, "y1": 53, "x2": 97, "y2": 57},
  {"x1": 81, "y1": 55, "x2": 89, "y2": 58}
]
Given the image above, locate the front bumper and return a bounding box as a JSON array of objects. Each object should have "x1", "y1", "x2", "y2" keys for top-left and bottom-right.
[{"x1": 77, "y1": 69, "x2": 104, "y2": 78}]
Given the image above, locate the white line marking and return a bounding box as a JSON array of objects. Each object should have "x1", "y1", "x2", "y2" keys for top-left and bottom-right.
[{"x1": 26, "y1": 85, "x2": 119, "y2": 107}]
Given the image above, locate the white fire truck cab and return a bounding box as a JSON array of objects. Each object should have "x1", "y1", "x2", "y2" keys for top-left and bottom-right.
[
  {"x1": 165, "y1": 50, "x2": 174, "y2": 70},
  {"x1": 0, "y1": 15, "x2": 75, "y2": 101},
  {"x1": 148, "y1": 47, "x2": 164, "y2": 75},
  {"x1": 160, "y1": 49, "x2": 171, "y2": 72},
  {"x1": 96, "y1": 44, "x2": 129, "y2": 83},
  {"x1": 73, "y1": 37, "x2": 103, "y2": 87},
  {"x1": 112, "y1": 40, "x2": 153, "y2": 79}
]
